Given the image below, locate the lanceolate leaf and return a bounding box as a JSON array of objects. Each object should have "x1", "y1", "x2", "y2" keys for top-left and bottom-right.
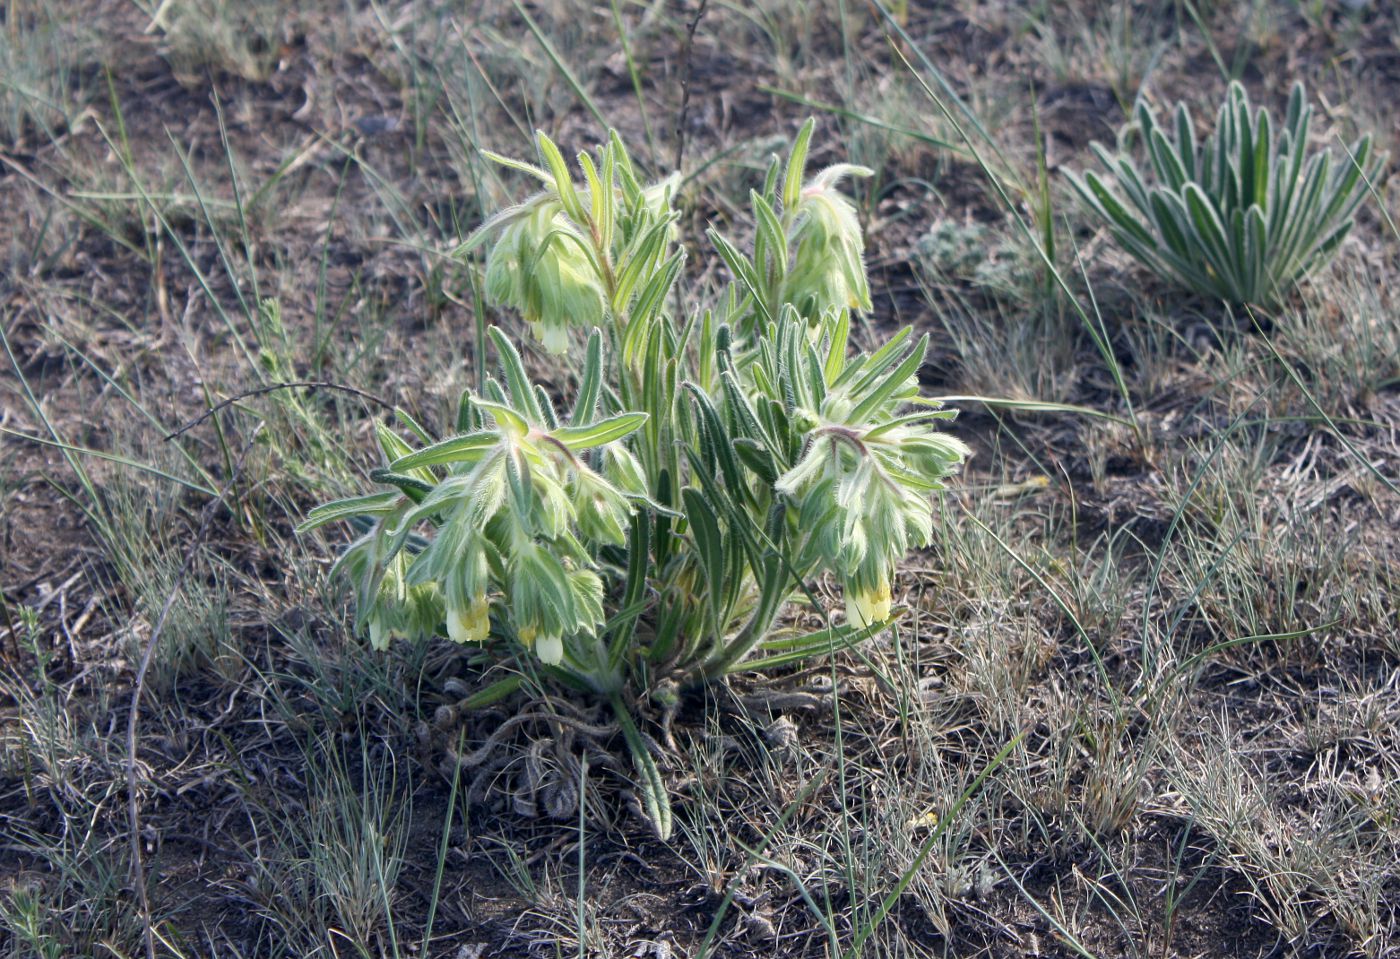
[
  {"x1": 682, "y1": 486, "x2": 726, "y2": 632},
  {"x1": 570, "y1": 330, "x2": 605, "y2": 426},
  {"x1": 298, "y1": 491, "x2": 404, "y2": 533},
  {"x1": 535, "y1": 130, "x2": 588, "y2": 225},
  {"x1": 488, "y1": 326, "x2": 545, "y2": 423},
  {"x1": 369, "y1": 469, "x2": 435, "y2": 503},
  {"x1": 612, "y1": 695, "x2": 672, "y2": 840},
  {"x1": 551, "y1": 412, "x2": 648, "y2": 449},
  {"x1": 739, "y1": 614, "x2": 895, "y2": 673},
  {"x1": 389, "y1": 432, "x2": 501, "y2": 471},
  {"x1": 631, "y1": 252, "x2": 684, "y2": 326},
  {"x1": 783, "y1": 118, "x2": 816, "y2": 213},
  {"x1": 847, "y1": 333, "x2": 929, "y2": 424},
  {"x1": 472, "y1": 398, "x2": 531, "y2": 436},
  {"x1": 708, "y1": 228, "x2": 773, "y2": 325}
]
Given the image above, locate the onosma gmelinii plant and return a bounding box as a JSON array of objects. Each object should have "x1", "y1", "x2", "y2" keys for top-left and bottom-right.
[
  {"x1": 300, "y1": 121, "x2": 969, "y2": 837},
  {"x1": 1069, "y1": 81, "x2": 1385, "y2": 310}
]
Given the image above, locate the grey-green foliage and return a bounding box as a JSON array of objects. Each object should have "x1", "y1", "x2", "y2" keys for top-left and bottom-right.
[
  {"x1": 301, "y1": 121, "x2": 970, "y2": 838},
  {"x1": 1069, "y1": 81, "x2": 1385, "y2": 309},
  {"x1": 916, "y1": 219, "x2": 1037, "y2": 302}
]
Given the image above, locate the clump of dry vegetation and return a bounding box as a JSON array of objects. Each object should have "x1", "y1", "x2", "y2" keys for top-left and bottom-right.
[{"x1": 2, "y1": 1, "x2": 1397, "y2": 957}]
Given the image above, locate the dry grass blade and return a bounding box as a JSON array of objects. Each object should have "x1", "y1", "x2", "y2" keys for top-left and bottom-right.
[{"x1": 124, "y1": 429, "x2": 258, "y2": 959}]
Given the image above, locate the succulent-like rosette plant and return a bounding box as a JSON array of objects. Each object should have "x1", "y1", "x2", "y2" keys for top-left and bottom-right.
[
  {"x1": 1069, "y1": 81, "x2": 1385, "y2": 309},
  {"x1": 302, "y1": 122, "x2": 968, "y2": 838}
]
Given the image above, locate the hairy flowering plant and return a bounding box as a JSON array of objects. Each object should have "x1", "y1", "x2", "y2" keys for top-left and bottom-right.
[
  {"x1": 300, "y1": 121, "x2": 968, "y2": 836},
  {"x1": 1069, "y1": 81, "x2": 1385, "y2": 310}
]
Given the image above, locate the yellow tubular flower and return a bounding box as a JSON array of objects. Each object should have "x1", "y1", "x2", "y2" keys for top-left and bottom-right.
[
  {"x1": 369, "y1": 614, "x2": 389, "y2": 652},
  {"x1": 535, "y1": 632, "x2": 564, "y2": 665},
  {"x1": 531, "y1": 320, "x2": 570, "y2": 355},
  {"x1": 446, "y1": 594, "x2": 491, "y2": 644},
  {"x1": 846, "y1": 573, "x2": 892, "y2": 630},
  {"x1": 518, "y1": 624, "x2": 564, "y2": 665}
]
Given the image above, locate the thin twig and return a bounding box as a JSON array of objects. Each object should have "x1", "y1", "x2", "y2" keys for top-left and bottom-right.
[
  {"x1": 125, "y1": 430, "x2": 259, "y2": 959},
  {"x1": 0, "y1": 586, "x2": 19, "y2": 658},
  {"x1": 164, "y1": 381, "x2": 397, "y2": 440},
  {"x1": 673, "y1": 0, "x2": 711, "y2": 173}
]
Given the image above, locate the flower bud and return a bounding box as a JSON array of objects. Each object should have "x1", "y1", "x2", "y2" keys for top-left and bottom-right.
[
  {"x1": 368, "y1": 609, "x2": 391, "y2": 652},
  {"x1": 602, "y1": 444, "x2": 648, "y2": 497},
  {"x1": 406, "y1": 582, "x2": 445, "y2": 640},
  {"x1": 641, "y1": 173, "x2": 681, "y2": 243},
  {"x1": 574, "y1": 469, "x2": 631, "y2": 545},
  {"x1": 783, "y1": 165, "x2": 873, "y2": 320},
  {"x1": 484, "y1": 199, "x2": 606, "y2": 354}
]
